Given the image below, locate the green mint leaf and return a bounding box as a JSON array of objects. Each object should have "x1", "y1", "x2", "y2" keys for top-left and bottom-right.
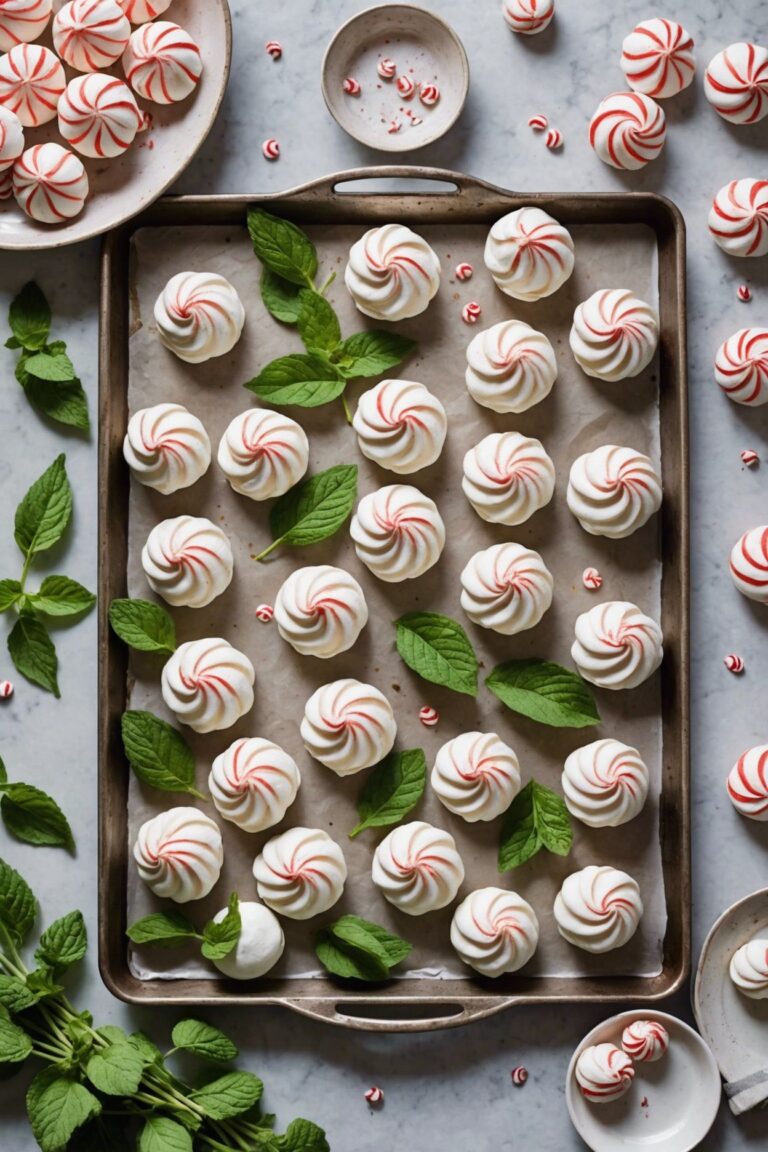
[
  {"x1": 277, "y1": 1119, "x2": 330, "y2": 1152},
  {"x1": 247, "y1": 208, "x2": 318, "y2": 287},
  {"x1": 263, "y1": 464, "x2": 357, "y2": 558},
  {"x1": 328, "y1": 915, "x2": 411, "y2": 968},
  {"x1": 14, "y1": 454, "x2": 72, "y2": 561},
  {"x1": 314, "y1": 928, "x2": 389, "y2": 982},
  {"x1": 0, "y1": 783, "x2": 74, "y2": 849},
  {"x1": 7, "y1": 615, "x2": 59, "y2": 697},
  {"x1": 201, "y1": 892, "x2": 241, "y2": 961},
  {"x1": 24, "y1": 967, "x2": 63, "y2": 1001},
  {"x1": 85, "y1": 1036, "x2": 145, "y2": 1097},
  {"x1": 0, "y1": 858, "x2": 37, "y2": 944},
  {"x1": 244, "y1": 353, "x2": 346, "y2": 408},
  {"x1": 531, "y1": 779, "x2": 573, "y2": 856},
  {"x1": 23, "y1": 350, "x2": 76, "y2": 383},
  {"x1": 486, "y1": 659, "x2": 600, "y2": 728},
  {"x1": 35, "y1": 911, "x2": 86, "y2": 971},
  {"x1": 395, "y1": 612, "x2": 478, "y2": 697},
  {"x1": 0, "y1": 974, "x2": 37, "y2": 1013},
  {"x1": 5, "y1": 336, "x2": 21, "y2": 349},
  {"x1": 27, "y1": 1069, "x2": 101, "y2": 1152},
  {"x1": 31, "y1": 575, "x2": 96, "y2": 618},
  {"x1": 109, "y1": 598, "x2": 176, "y2": 655},
  {"x1": 127, "y1": 1031, "x2": 164, "y2": 1067},
  {"x1": 297, "y1": 290, "x2": 341, "y2": 354},
  {"x1": 126, "y1": 911, "x2": 198, "y2": 947},
  {"x1": 498, "y1": 782, "x2": 541, "y2": 871},
  {"x1": 191, "y1": 1070, "x2": 263, "y2": 1120},
  {"x1": 261, "y1": 268, "x2": 303, "y2": 324},
  {"x1": 350, "y1": 748, "x2": 426, "y2": 837},
  {"x1": 0, "y1": 579, "x2": 23, "y2": 612},
  {"x1": 121, "y1": 711, "x2": 202, "y2": 797},
  {"x1": 0, "y1": 757, "x2": 6, "y2": 785},
  {"x1": 18, "y1": 363, "x2": 90, "y2": 432},
  {"x1": 336, "y1": 330, "x2": 417, "y2": 378},
  {"x1": 0, "y1": 1007, "x2": 33, "y2": 1064},
  {"x1": 65, "y1": 1015, "x2": 95, "y2": 1065},
  {"x1": 9, "y1": 282, "x2": 51, "y2": 351},
  {"x1": 171, "y1": 1019, "x2": 238, "y2": 1062},
  {"x1": 139, "y1": 1116, "x2": 193, "y2": 1152}
]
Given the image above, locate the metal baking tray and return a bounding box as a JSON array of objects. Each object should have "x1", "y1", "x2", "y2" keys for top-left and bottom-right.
[{"x1": 99, "y1": 168, "x2": 689, "y2": 1031}]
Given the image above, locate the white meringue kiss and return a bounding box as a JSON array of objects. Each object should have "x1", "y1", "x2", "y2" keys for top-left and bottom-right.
[
  {"x1": 353, "y1": 379, "x2": 447, "y2": 474},
  {"x1": 484, "y1": 207, "x2": 574, "y2": 302},
  {"x1": 554, "y1": 865, "x2": 643, "y2": 953},
  {"x1": 562, "y1": 738, "x2": 650, "y2": 828},
  {"x1": 133, "y1": 806, "x2": 223, "y2": 903},
  {"x1": 0, "y1": 0, "x2": 52, "y2": 54},
  {"x1": 588, "y1": 91, "x2": 666, "y2": 170},
  {"x1": 465, "y1": 320, "x2": 557, "y2": 414},
  {"x1": 730, "y1": 939, "x2": 768, "y2": 999},
  {"x1": 57, "y1": 72, "x2": 140, "y2": 159},
  {"x1": 431, "y1": 731, "x2": 521, "y2": 822},
  {"x1": 372, "y1": 820, "x2": 465, "y2": 915},
  {"x1": 0, "y1": 106, "x2": 24, "y2": 172},
  {"x1": 462, "y1": 432, "x2": 555, "y2": 526},
  {"x1": 571, "y1": 600, "x2": 663, "y2": 690},
  {"x1": 575, "y1": 1043, "x2": 635, "y2": 1103},
  {"x1": 154, "y1": 271, "x2": 245, "y2": 363},
  {"x1": 620, "y1": 19, "x2": 695, "y2": 99},
  {"x1": 450, "y1": 886, "x2": 539, "y2": 976},
  {"x1": 726, "y1": 745, "x2": 768, "y2": 821},
  {"x1": 730, "y1": 525, "x2": 768, "y2": 604},
  {"x1": 210, "y1": 901, "x2": 284, "y2": 980},
  {"x1": 502, "y1": 0, "x2": 554, "y2": 36},
  {"x1": 704, "y1": 43, "x2": 768, "y2": 125},
  {"x1": 141, "y1": 515, "x2": 233, "y2": 608},
  {"x1": 460, "y1": 542, "x2": 553, "y2": 635},
  {"x1": 122, "y1": 20, "x2": 202, "y2": 104},
  {"x1": 344, "y1": 224, "x2": 441, "y2": 321},
  {"x1": 161, "y1": 638, "x2": 255, "y2": 733},
  {"x1": 567, "y1": 444, "x2": 662, "y2": 538},
  {"x1": 253, "y1": 827, "x2": 347, "y2": 919},
  {"x1": 209, "y1": 737, "x2": 300, "y2": 832},
  {"x1": 715, "y1": 328, "x2": 768, "y2": 407},
  {"x1": 708, "y1": 179, "x2": 768, "y2": 259},
  {"x1": 123, "y1": 403, "x2": 211, "y2": 494},
  {"x1": 351, "y1": 484, "x2": 446, "y2": 581},
  {"x1": 621, "y1": 1019, "x2": 669, "y2": 1062},
  {"x1": 274, "y1": 565, "x2": 368, "y2": 658},
  {"x1": 570, "y1": 289, "x2": 659, "y2": 382},
  {"x1": 217, "y1": 408, "x2": 309, "y2": 500},
  {"x1": 300, "y1": 678, "x2": 396, "y2": 775},
  {"x1": 53, "y1": 0, "x2": 131, "y2": 73}
]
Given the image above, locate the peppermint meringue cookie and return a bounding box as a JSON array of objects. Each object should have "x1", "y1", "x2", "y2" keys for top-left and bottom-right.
[
  {"x1": 484, "y1": 207, "x2": 574, "y2": 302},
  {"x1": 0, "y1": 44, "x2": 65, "y2": 128},
  {"x1": 0, "y1": 106, "x2": 24, "y2": 173},
  {"x1": 575, "y1": 1044, "x2": 635, "y2": 1103},
  {"x1": 124, "y1": 403, "x2": 211, "y2": 494},
  {"x1": 161, "y1": 639, "x2": 255, "y2": 734},
  {"x1": 344, "y1": 224, "x2": 441, "y2": 321},
  {"x1": 253, "y1": 827, "x2": 347, "y2": 920},
  {"x1": 589, "y1": 91, "x2": 666, "y2": 170},
  {"x1": 567, "y1": 445, "x2": 662, "y2": 538},
  {"x1": 217, "y1": 409, "x2": 309, "y2": 500},
  {"x1": 431, "y1": 732, "x2": 521, "y2": 822},
  {"x1": 58, "y1": 73, "x2": 141, "y2": 159},
  {"x1": 210, "y1": 902, "x2": 284, "y2": 980},
  {"x1": 554, "y1": 865, "x2": 643, "y2": 953},
  {"x1": 13, "y1": 143, "x2": 89, "y2": 223},
  {"x1": 460, "y1": 542, "x2": 553, "y2": 635},
  {"x1": 209, "y1": 737, "x2": 300, "y2": 833},
  {"x1": 154, "y1": 272, "x2": 245, "y2": 363},
  {"x1": 462, "y1": 432, "x2": 555, "y2": 526},
  {"x1": 0, "y1": 0, "x2": 52, "y2": 53},
  {"x1": 465, "y1": 320, "x2": 557, "y2": 414},
  {"x1": 730, "y1": 939, "x2": 768, "y2": 999},
  {"x1": 141, "y1": 515, "x2": 233, "y2": 608},
  {"x1": 571, "y1": 601, "x2": 663, "y2": 690},
  {"x1": 621, "y1": 1019, "x2": 669, "y2": 1062},
  {"x1": 709, "y1": 180, "x2": 768, "y2": 258},
  {"x1": 502, "y1": 0, "x2": 553, "y2": 36},
  {"x1": 353, "y1": 379, "x2": 447, "y2": 474},
  {"x1": 117, "y1": 0, "x2": 171, "y2": 22},
  {"x1": 372, "y1": 821, "x2": 465, "y2": 915},
  {"x1": 300, "y1": 678, "x2": 396, "y2": 775},
  {"x1": 620, "y1": 19, "x2": 695, "y2": 99},
  {"x1": 562, "y1": 739, "x2": 650, "y2": 828},
  {"x1": 133, "y1": 807, "x2": 223, "y2": 903},
  {"x1": 351, "y1": 484, "x2": 445, "y2": 581},
  {"x1": 704, "y1": 43, "x2": 768, "y2": 125},
  {"x1": 53, "y1": 1, "x2": 131, "y2": 73},
  {"x1": 726, "y1": 745, "x2": 768, "y2": 821},
  {"x1": 715, "y1": 328, "x2": 768, "y2": 407},
  {"x1": 730, "y1": 526, "x2": 768, "y2": 604},
  {"x1": 450, "y1": 887, "x2": 539, "y2": 976},
  {"x1": 274, "y1": 566, "x2": 368, "y2": 658},
  {"x1": 570, "y1": 289, "x2": 659, "y2": 382},
  {"x1": 123, "y1": 21, "x2": 203, "y2": 104}
]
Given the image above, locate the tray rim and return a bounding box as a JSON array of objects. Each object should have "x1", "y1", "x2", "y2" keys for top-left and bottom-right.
[{"x1": 98, "y1": 167, "x2": 690, "y2": 1031}]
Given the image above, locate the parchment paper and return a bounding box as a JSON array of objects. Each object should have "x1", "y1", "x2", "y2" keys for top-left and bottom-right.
[{"x1": 123, "y1": 220, "x2": 666, "y2": 983}]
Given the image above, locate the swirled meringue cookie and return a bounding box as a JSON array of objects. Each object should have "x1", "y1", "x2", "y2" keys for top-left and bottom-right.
[
  {"x1": 301, "y1": 679, "x2": 396, "y2": 775},
  {"x1": 372, "y1": 821, "x2": 465, "y2": 915},
  {"x1": 431, "y1": 732, "x2": 521, "y2": 822},
  {"x1": 210, "y1": 902, "x2": 284, "y2": 980},
  {"x1": 704, "y1": 43, "x2": 768, "y2": 125},
  {"x1": 217, "y1": 408, "x2": 308, "y2": 500},
  {"x1": 0, "y1": 0, "x2": 52, "y2": 53},
  {"x1": 708, "y1": 180, "x2": 768, "y2": 258},
  {"x1": 465, "y1": 320, "x2": 557, "y2": 414},
  {"x1": 352, "y1": 379, "x2": 447, "y2": 474},
  {"x1": 621, "y1": 1019, "x2": 669, "y2": 1062},
  {"x1": 133, "y1": 807, "x2": 223, "y2": 903},
  {"x1": 161, "y1": 638, "x2": 255, "y2": 733},
  {"x1": 730, "y1": 525, "x2": 768, "y2": 604},
  {"x1": 726, "y1": 745, "x2": 768, "y2": 821},
  {"x1": 555, "y1": 865, "x2": 643, "y2": 953},
  {"x1": 571, "y1": 601, "x2": 663, "y2": 690},
  {"x1": 502, "y1": 0, "x2": 554, "y2": 36},
  {"x1": 570, "y1": 289, "x2": 659, "y2": 381},
  {"x1": 562, "y1": 739, "x2": 649, "y2": 828},
  {"x1": 253, "y1": 827, "x2": 347, "y2": 919},
  {"x1": 53, "y1": 0, "x2": 131, "y2": 73},
  {"x1": 730, "y1": 939, "x2": 768, "y2": 999},
  {"x1": 351, "y1": 484, "x2": 445, "y2": 581},
  {"x1": 344, "y1": 224, "x2": 441, "y2": 321},
  {"x1": 57, "y1": 73, "x2": 141, "y2": 159},
  {"x1": 620, "y1": 19, "x2": 695, "y2": 99},
  {"x1": 0, "y1": 107, "x2": 24, "y2": 173},
  {"x1": 462, "y1": 432, "x2": 555, "y2": 526},
  {"x1": 154, "y1": 271, "x2": 245, "y2": 363},
  {"x1": 141, "y1": 515, "x2": 233, "y2": 608},
  {"x1": 575, "y1": 1043, "x2": 635, "y2": 1103},
  {"x1": 274, "y1": 565, "x2": 368, "y2": 658},
  {"x1": 450, "y1": 886, "x2": 539, "y2": 976},
  {"x1": 209, "y1": 737, "x2": 300, "y2": 832},
  {"x1": 483, "y1": 207, "x2": 574, "y2": 302},
  {"x1": 589, "y1": 91, "x2": 666, "y2": 170},
  {"x1": 715, "y1": 328, "x2": 768, "y2": 407},
  {"x1": 123, "y1": 403, "x2": 211, "y2": 494},
  {"x1": 567, "y1": 445, "x2": 662, "y2": 539},
  {"x1": 122, "y1": 21, "x2": 202, "y2": 105},
  {"x1": 460, "y1": 543, "x2": 553, "y2": 635}
]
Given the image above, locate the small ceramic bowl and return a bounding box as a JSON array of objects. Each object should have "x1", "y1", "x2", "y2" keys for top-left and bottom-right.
[{"x1": 321, "y1": 4, "x2": 469, "y2": 152}]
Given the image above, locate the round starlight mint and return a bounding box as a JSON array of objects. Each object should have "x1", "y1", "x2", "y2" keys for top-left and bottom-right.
[
  {"x1": 217, "y1": 408, "x2": 309, "y2": 500},
  {"x1": 431, "y1": 731, "x2": 522, "y2": 822},
  {"x1": 123, "y1": 21, "x2": 203, "y2": 104},
  {"x1": 730, "y1": 525, "x2": 768, "y2": 604},
  {"x1": 301, "y1": 678, "x2": 396, "y2": 775},
  {"x1": 484, "y1": 207, "x2": 574, "y2": 302},
  {"x1": 352, "y1": 379, "x2": 447, "y2": 474},
  {"x1": 462, "y1": 432, "x2": 555, "y2": 526},
  {"x1": 133, "y1": 807, "x2": 223, "y2": 903},
  {"x1": 554, "y1": 864, "x2": 643, "y2": 953},
  {"x1": 571, "y1": 600, "x2": 663, "y2": 690},
  {"x1": 570, "y1": 289, "x2": 659, "y2": 382},
  {"x1": 709, "y1": 180, "x2": 768, "y2": 258},
  {"x1": 620, "y1": 19, "x2": 695, "y2": 99},
  {"x1": 451, "y1": 887, "x2": 539, "y2": 976},
  {"x1": 562, "y1": 738, "x2": 650, "y2": 828},
  {"x1": 465, "y1": 320, "x2": 557, "y2": 414},
  {"x1": 372, "y1": 821, "x2": 465, "y2": 915},
  {"x1": 123, "y1": 403, "x2": 211, "y2": 494},
  {"x1": 140, "y1": 515, "x2": 234, "y2": 609},
  {"x1": 714, "y1": 328, "x2": 768, "y2": 407},
  {"x1": 253, "y1": 827, "x2": 347, "y2": 920},
  {"x1": 274, "y1": 565, "x2": 368, "y2": 658},
  {"x1": 344, "y1": 224, "x2": 441, "y2": 321},
  {"x1": 460, "y1": 542, "x2": 553, "y2": 635},
  {"x1": 209, "y1": 737, "x2": 301, "y2": 833}
]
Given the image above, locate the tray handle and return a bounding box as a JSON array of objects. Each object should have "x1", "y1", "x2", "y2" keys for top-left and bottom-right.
[
  {"x1": 278, "y1": 166, "x2": 506, "y2": 205},
  {"x1": 283, "y1": 995, "x2": 510, "y2": 1032}
]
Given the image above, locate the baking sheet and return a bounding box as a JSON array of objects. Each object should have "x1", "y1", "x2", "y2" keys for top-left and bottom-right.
[{"x1": 123, "y1": 220, "x2": 666, "y2": 983}]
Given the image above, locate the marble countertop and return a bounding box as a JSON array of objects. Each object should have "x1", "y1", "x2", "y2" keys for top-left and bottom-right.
[{"x1": 1, "y1": 2, "x2": 766, "y2": 1148}]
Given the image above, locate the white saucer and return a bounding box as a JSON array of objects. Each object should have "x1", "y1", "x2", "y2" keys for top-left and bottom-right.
[{"x1": 566, "y1": 1010, "x2": 721, "y2": 1152}]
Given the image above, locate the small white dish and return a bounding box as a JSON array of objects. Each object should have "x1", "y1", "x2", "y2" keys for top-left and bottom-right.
[
  {"x1": 566, "y1": 1010, "x2": 721, "y2": 1152},
  {"x1": 321, "y1": 4, "x2": 469, "y2": 152},
  {"x1": 694, "y1": 886, "x2": 768, "y2": 1115}
]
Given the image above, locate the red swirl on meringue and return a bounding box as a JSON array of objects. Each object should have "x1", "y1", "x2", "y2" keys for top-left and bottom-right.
[
  {"x1": 704, "y1": 43, "x2": 768, "y2": 125},
  {"x1": 709, "y1": 180, "x2": 768, "y2": 258},
  {"x1": 209, "y1": 737, "x2": 300, "y2": 833},
  {"x1": 484, "y1": 206, "x2": 574, "y2": 302},
  {"x1": 555, "y1": 865, "x2": 643, "y2": 953},
  {"x1": 715, "y1": 328, "x2": 768, "y2": 407},
  {"x1": 730, "y1": 525, "x2": 768, "y2": 604},
  {"x1": 0, "y1": 44, "x2": 66, "y2": 127},
  {"x1": 253, "y1": 827, "x2": 347, "y2": 920},
  {"x1": 0, "y1": 0, "x2": 52, "y2": 53},
  {"x1": 432, "y1": 732, "x2": 522, "y2": 822},
  {"x1": 122, "y1": 20, "x2": 202, "y2": 104},
  {"x1": 372, "y1": 820, "x2": 465, "y2": 915},
  {"x1": 133, "y1": 807, "x2": 223, "y2": 903},
  {"x1": 462, "y1": 431, "x2": 555, "y2": 526},
  {"x1": 351, "y1": 484, "x2": 446, "y2": 582},
  {"x1": 123, "y1": 402, "x2": 211, "y2": 494},
  {"x1": 141, "y1": 515, "x2": 234, "y2": 609},
  {"x1": 621, "y1": 1019, "x2": 669, "y2": 1062},
  {"x1": 567, "y1": 444, "x2": 662, "y2": 538},
  {"x1": 344, "y1": 224, "x2": 441, "y2": 322},
  {"x1": 572, "y1": 600, "x2": 663, "y2": 690},
  {"x1": 301, "y1": 678, "x2": 396, "y2": 775},
  {"x1": 570, "y1": 289, "x2": 659, "y2": 382},
  {"x1": 13, "y1": 142, "x2": 89, "y2": 223},
  {"x1": 575, "y1": 1043, "x2": 635, "y2": 1102},
  {"x1": 562, "y1": 738, "x2": 650, "y2": 828},
  {"x1": 450, "y1": 886, "x2": 539, "y2": 976},
  {"x1": 460, "y1": 542, "x2": 553, "y2": 635},
  {"x1": 502, "y1": 0, "x2": 554, "y2": 36},
  {"x1": 620, "y1": 19, "x2": 695, "y2": 99},
  {"x1": 589, "y1": 90, "x2": 666, "y2": 170},
  {"x1": 352, "y1": 378, "x2": 447, "y2": 475},
  {"x1": 726, "y1": 745, "x2": 768, "y2": 821},
  {"x1": 217, "y1": 408, "x2": 308, "y2": 499},
  {"x1": 274, "y1": 565, "x2": 368, "y2": 658},
  {"x1": 53, "y1": 1, "x2": 131, "y2": 73},
  {"x1": 58, "y1": 74, "x2": 141, "y2": 159}
]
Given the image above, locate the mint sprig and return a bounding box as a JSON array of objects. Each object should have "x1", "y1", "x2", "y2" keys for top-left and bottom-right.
[
  {"x1": 315, "y1": 915, "x2": 412, "y2": 982},
  {"x1": 350, "y1": 749, "x2": 426, "y2": 838},
  {"x1": 395, "y1": 612, "x2": 479, "y2": 697},
  {"x1": 486, "y1": 659, "x2": 600, "y2": 728},
  {"x1": 0, "y1": 757, "x2": 74, "y2": 850},
  {"x1": 120, "y1": 711, "x2": 204, "y2": 799},
  {"x1": 126, "y1": 892, "x2": 242, "y2": 965},
  {"x1": 498, "y1": 780, "x2": 573, "y2": 871},
  {"x1": 7, "y1": 284, "x2": 90, "y2": 431},
  {"x1": 254, "y1": 463, "x2": 358, "y2": 562}
]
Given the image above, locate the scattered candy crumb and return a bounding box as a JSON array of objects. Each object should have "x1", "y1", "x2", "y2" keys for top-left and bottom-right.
[
  {"x1": 255, "y1": 604, "x2": 274, "y2": 623},
  {"x1": 419, "y1": 83, "x2": 440, "y2": 107},
  {"x1": 265, "y1": 40, "x2": 282, "y2": 60},
  {"x1": 378, "y1": 58, "x2": 396, "y2": 80},
  {"x1": 262, "y1": 138, "x2": 280, "y2": 160},
  {"x1": 545, "y1": 128, "x2": 563, "y2": 150},
  {"x1": 396, "y1": 75, "x2": 415, "y2": 100},
  {"x1": 365, "y1": 1086, "x2": 384, "y2": 1105},
  {"x1": 740, "y1": 449, "x2": 759, "y2": 467},
  {"x1": 511, "y1": 1066, "x2": 528, "y2": 1087},
  {"x1": 737, "y1": 284, "x2": 752, "y2": 302},
  {"x1": 724, "y1": 654, "x2": 744, "y2": 674},
  {"x1": 640, "y1": 1096, "x2": 649, "y2": 1109},
  {"x1": 462, "y1": 301, "x2": 482, "y2": 324},
  {"x1": 455, "y1": 262, "x2": 473, "y2": 281},
  {"x1": 419, "y1": 705, "x2": 439, "y2": 728},
  {"x1": 528, "y1": 114, "x2": 549, "y2": 131},
  {"x1": 343, "y1": 77, "x2": 361, "y2": 96},
  {"x1": 0, "y1": 680, "x2": 14, "y2": 700},
  {"x1": 582, "y1": 567, "x2": 603, "y2": 590},
  {"x1": 387, "y1": 119, "x2": 401, "y2": 134}
]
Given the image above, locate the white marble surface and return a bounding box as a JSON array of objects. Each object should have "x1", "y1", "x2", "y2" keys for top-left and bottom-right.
[{"x1": 0, "y1": 1, "x2": 766, "y2": 1148}]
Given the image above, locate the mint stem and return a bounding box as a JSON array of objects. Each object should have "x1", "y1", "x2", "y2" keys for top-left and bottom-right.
[
  {"x1": 252, "y1": 535, "x2": 284, "y2": 563},
  {"x1": 318, "y1": 270, "x2": 336, "y2": 296},
  {"x1": 340, "y1": 391, "x2": 352, "y2": 424}
]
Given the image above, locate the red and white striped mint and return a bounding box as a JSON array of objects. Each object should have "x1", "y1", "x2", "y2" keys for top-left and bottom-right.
[
  {"x1": 741, "y1": 449, "x2": 759, "y2": 467},
  {"x1": 419, "y1": 82, "x2": 439, "y2": 106},
  {"x1": 396, "y1": 75, "x2": 415, "y2": 100},
  {"x1": 528, "y1": 113, "x2": 548, "y2": 130},
  {"x1": 575, "y1": 1043, "x2": 635, "y2": 1103},
  {"x1": 738, "y1": 284, "x2": 752, "y2": 302},
  {"x1": 122, "y1": 21, "x2": 202, "y2": 104},
  {"x1": 727, "y1": 745, "x2": 768, "y2": 820},
  {"x1": 53, "y1": 0, "x2": 131, "y2": 73},
  {"x1": 365, "y1": 1086, "x2": 384, "y2": 1105},
  {"x1": 265, "y1": 40, "x2": 282, "y2": 60},
  {"x1": 58, "y1": 74, "x2": 141, "y2": 159},
  {"x1": 0, "y1": 106, "x2": 23, "y2": 173},
  {"x1": 582, "y1": 567, "x2": 603, "y2": 590},
  {"x1": 589, "y1": 90, "x2": 666, "y2": 170},
  {"x1": 462, "y1": 301, "x2": 482, "y2": 324},
  {"x1": 455, "y1": 262, "x2": 473, "y2": 281},
  {"x1": 387, "y1": 119, "x2": 401, "y2": 134},
  {"x1": 0, "y1": 680, "x2": 13, "y2": 700},
  {"x1": 621, "y1": 1019, "x2": 669, "y2": 1062},
  {"x1": 13, "y1": 143, "x2": 89, "y2": 223},
  {"x1": 724, "y1": 654, "x2": 745, "y2": 673},
  {"x1": 704, "y1": 43, "x2": 768, "y2": 125},
  {"x1": 115, "y1": 0, "x2": 171, "y2": 23},
  {"x1": 709, "y1": 180, "x2": 768, "y2": 259},
  {"x1": 262, "y1": 138, "x2": 280, "y2": 160},
  {"x1": 419, "y1": 705, "x2": 439, "y2": 728},
  {"x1": 730, "y1": 525, "x2": 768, "y2": 604},
  {"x1": 502, "y1": 0, "x2": 554, "y2": 36},
  {"x1": 0, "y1": 0, "x2": 52, "y2": 53},
  {"x1": 545, "y1": 127, "x2": 563, "y2": 149},
  {"x1": 0, "y1": 44, "x2": 65, "y2": 128},
  {"x1": 255, "y1": 604, "x2": 274, "y2": 623},
  {"x1": 343, "y1": 76, "x2": 361, "y2": 96},
  {"x1": 511, "y1": 1066, "x2": 528, "y2": 1086},
  {"x1": 378, "y1": 57, "x2": 396, "y2": 80},
  {"x1": 620, "y1": 19, "x2": 695, "y2": 99},
  {"x1": 715, "y1": 329, "x2": 768, "y2": 407}
]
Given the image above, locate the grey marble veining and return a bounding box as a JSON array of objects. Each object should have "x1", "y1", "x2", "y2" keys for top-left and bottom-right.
[{"x1": 1, "y1": 1, "x2": 767, "y2": 1148}]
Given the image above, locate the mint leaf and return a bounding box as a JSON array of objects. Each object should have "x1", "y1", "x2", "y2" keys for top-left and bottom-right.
[
  {"x1": 139, "y1": 1116, "x2": 193, "y2": 1152},
  {"x1": 350, "y1": 748, "x2": 426, "y2": 837},
  {"x1": 278, "y1": 1120, "x2": 330, "y2": 1152},
  {"x1": 329, "y1": 916, "x2": 411, "y2": 968},
  {"x1": 0, "y1": 579, "x2": 23, "y2": 612},
  {"x1": 0, "y1": 858, "x2": 36, "y2": 944},
  {"x1": 25, "y1": 967, "x2": 63, "y2": 1001},
  {"x1": 109, "y1": 598, "x2": 176, "y2": 655},
  {"x1": 0, "y1": 783, "x2": 74, "y2": 848},
  {"x1": 191, "y1": 1071, "x2": 263, "y2": 1119},
  {"x1": 201, "y1": 892, "x2": 241, "y2": 961},
  {"x1": 395, "y1": 612, "x2": 478, "y2": 697},
  {"x1": 23, "y1": 350, "x2": 76, "y2": 383},
  {"x1": 120, "y1": 711, "x2": 202, "y2": 797},
  {"x1": 0, "y1": 974, "x2": 37, "y2": 1013},
  {"x1": 314, "y1": 930, "x2": 389, "y2": 982},
  {"x1": 263, "y1": 464, "x2": 357, "y2": 558},
  {"x1": 7, "y1": 615, "x2": 59, "y2": 696},
  {"x1": 128, "y1": 1031, "x2": 164, "y2": 1066},
  {"x1": 126, "y1": 911, "x2": 199, "y2": 948},
  {"x1": 498, "y1": 780, "x2": 573, "y2": 871},
  {"x1": 297, "y1": 290, "x2": 341, "y2": 354},
  {"x1": 337, "y1": 330, "x2": 416, "y2": 378},
  {"x1": 17, "y1": 353, "x2": 90, "y2": 432},
  {"x1": 486, "y1": 659, "x2": 600, "y2": 728},
  {"x1": 35, "y1": 911, "x2": 86, "y2": 971},
  {"x1": 244, "y1": 353, "x2": 346, "y2": 408},
  {"x1": 171, "y1": 1019, "x2": 238, "y2": 1062},
  {"x1": 31, "y1": 575, "x2": 96, "y2": 618},
  {"x1": 0, "y1": 1007, "x2": 33, "y2": 1063},
  {"x1": 9, "y1": 283, "x2": 51, "y2": 351},
  {"x1": 261, "y1": 268, "x2": 302, "y2": 324},
  {"x1": 85, "y1": 1036, "x2": 145, "y2": 1096},
  {"x1": 247, "y1": 208, "x2": 318, "y2": 287},
  {"x1": 0, "y1": 758, "x2": 6, "y2": 785},
  {"x1": 531, "y1": 780, "x2": 573, "y2": 855},
  {"x1": 27, "y1": 1069, "x2": 101, "y2": 1152},
  {"x1": 14, "y1": 455, "x2": 72, "y2": 560}
]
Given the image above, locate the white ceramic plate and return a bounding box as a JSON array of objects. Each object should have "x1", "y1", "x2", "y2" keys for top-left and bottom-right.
[
  {"x1": 0, "y1": 0, "x2": 231, "y2": 250},
  {"x1": 694, "y1": 886, "x2": 768, "y2": 1115},
  {"x1": 566, "y1": 1010, "x2": 721, "y2": 1152}
]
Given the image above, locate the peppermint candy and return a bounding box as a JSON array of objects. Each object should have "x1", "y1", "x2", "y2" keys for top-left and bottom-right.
[
  {"x1": 419, "y1": 705, "x2": 439, "y2": 728},
  {"x1": 462, "y1": 301, "x2": 482, "y2": 324},
  {"x1": 343, "y1": 76, "x2": 361, "y2": 96},
  {"x1": 455, "y1": 262, "x2": 473, "y2": 281},
  {"x1": 738, "y1": 284, "x2": 752, "y2": 302},
  {"x1": 387, "y1": 119, "x2": 401, "y2": 134},
  {"x1": 378, "y1": 57, "x2": 396, "y2": 80},
  {"x1": 545, "y1": 127, "x2": 563, "y2": 149},
  {"x1": 724, "y1": 653, "x2": 745, "y2": 674},
  {"x1": 511, "y1": 1066, "x2": 529, "y2": 1086},
  {"x1": 265, "y1": 40, "x2": 282, "y2": 59},
  {"x1": 255, "y1": 604, "x2": 274, "y2": 623},
  {"x1": 0, "y1": 680, "x2": 14, "y2": 700},
  {"x1": 262, "y1": 138, "x2": 280, "y2": 160},
  {"x1": 396, "y1": 75, "x2": 415, "y2": 99},
  {"x1": 582, "y1": 567, "x2": 603, "y2": 590},
  {"x1": 528, "y1": 113, "x2": 548, "y2": 130},
  {"x1": 419, "y1": 83, "x2": 440, "y2": 106},
  {"x1": 741, "y1": 449, "x2": 759, "y2": 467},
  {"x1": 365, "y1": 1086, "x2": 384, "y2": 1105}
]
